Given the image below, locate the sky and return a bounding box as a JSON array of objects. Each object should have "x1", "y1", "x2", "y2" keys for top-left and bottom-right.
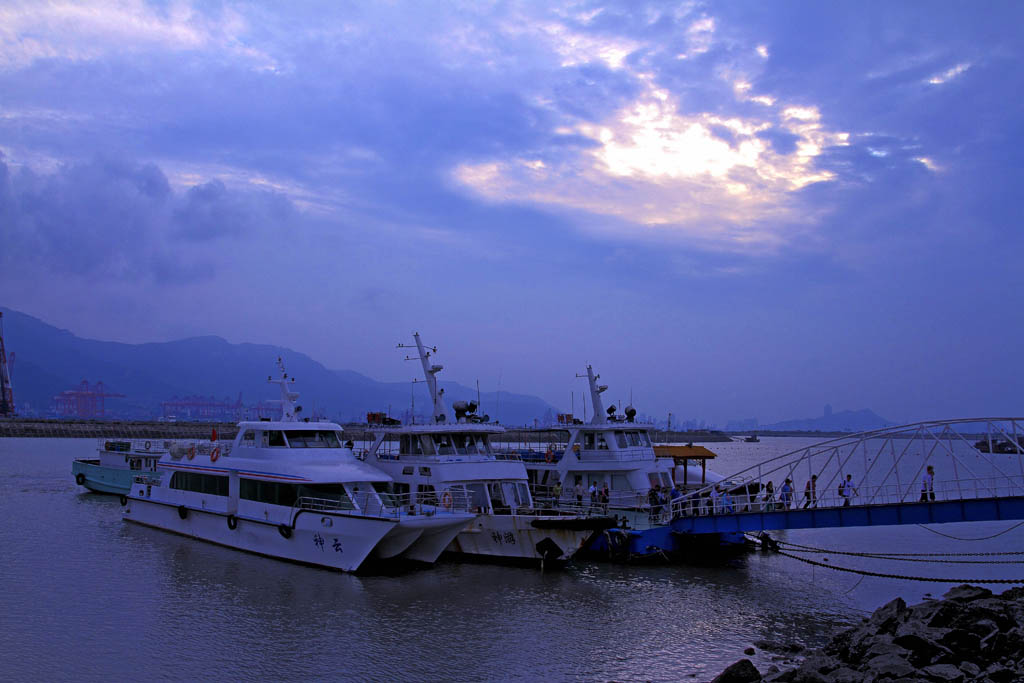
[{"x1": 1, "y1": 1, "x2": 1022, "y2": 426}]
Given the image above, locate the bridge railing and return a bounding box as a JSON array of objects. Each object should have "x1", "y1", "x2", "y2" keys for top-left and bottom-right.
[
  {"x1": 669, "y1": 418, "x2": 1024, "y2": 520},
  {"x1": 671, "y1": 475, "x2": 1024, "y2": 518}
]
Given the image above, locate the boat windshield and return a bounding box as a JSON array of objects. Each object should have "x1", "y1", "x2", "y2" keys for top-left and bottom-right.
[
  {"x1": 285, "y1": 430, "x2": 342, "y2": 448},
  {"x1": 372, "y1": 482, "x2": 403, "y2": 508},
  {"x1": 295, "y1": 483, "x2": 355, "y2": 509}
]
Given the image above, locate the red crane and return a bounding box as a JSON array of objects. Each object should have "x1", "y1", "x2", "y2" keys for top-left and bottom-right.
[
  {"x1": 53, "y1": 381, "x2": 126, "y2": 419},
  {"x1": 0, "y1": 312, "x2": 14, "y2": 417}
]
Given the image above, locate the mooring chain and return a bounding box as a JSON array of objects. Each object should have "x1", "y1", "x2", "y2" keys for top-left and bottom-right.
[
  {"x1": 776, "y1": 539, "x2": 1024, "y2": 558},
  {"x1": 777, "y1": 551, "x2": 1024, "y2": 584}
]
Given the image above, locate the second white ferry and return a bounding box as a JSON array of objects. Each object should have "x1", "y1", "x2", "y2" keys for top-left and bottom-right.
[{"x1": 365, "y1": 334, "x2": 614, "y2": 567}]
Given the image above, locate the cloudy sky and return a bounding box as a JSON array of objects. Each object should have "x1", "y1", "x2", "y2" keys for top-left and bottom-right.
[{"x1": 1, "y1": 1, "x2": 1021, "y2": 425}]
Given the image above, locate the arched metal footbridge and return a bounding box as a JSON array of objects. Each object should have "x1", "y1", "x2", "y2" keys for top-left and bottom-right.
[{"x1": 669, "y1": 418, "x2": 1024, "y2": 536}]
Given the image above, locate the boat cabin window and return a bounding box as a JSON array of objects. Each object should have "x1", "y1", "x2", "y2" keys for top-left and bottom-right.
[
  {"x1": 400, "y1": 434, "x2": 425, "y2": 455},
  {"x1": 240, "y1": 479, "x2": 298, "y2": 506},
  {"x1": 295, "y1": 483, "x2": 354, "y2": 509},
  {"x1": 263, "y1": 431, "x2": 286, "y2": 448},
  {"x1": 464, "y1": 483, "x2": 489, "y2": 512},
  {"x1": 488, "y1": 482, "x2": 507, "y2": 509},
  {"x1": 129, "y1": 458, "x2": 142, "y2": 471},
  {"x1": 284, "y1": 430, "x2": 341, "y2": 448},
  {"x1": 240, "y1": 430, "x2": 256, "y2": 448},
  {"x1": 583, "y1": 433, "x2": 596, "y2": 450},
  {"x1": 372, "y1": 482, "x2": 402, "y2": 508},
  {"x1": 419, "y1": 467, "x2": 432, "y2": 476},
  {"x1": 171, "y1": 471, "x2": 229, "y2": 497},
  {"x1": 401, "y1": 466, "x2": 414, "y2": 475},
  {"x1": 612, "y1": 474, "x2": 629, "y2": 491},
  {"x1": 614, "y1": 431, "x2": 627, "y2": 448},
  {"x1": 417, "y1": 484, "x2": 437, "y2": 505},
  {"x1": 597, "y1": 434, "x2": 608, "y2": 450},
  {"x1": 433, "y1": 435, "x2": 454, "y2": 455},
  {"x1": 502, "y1": 482, "x2": 531, "y2": 507},
  {"x1": 625, "y1": 431, "x2": 650, "y2": 447}
]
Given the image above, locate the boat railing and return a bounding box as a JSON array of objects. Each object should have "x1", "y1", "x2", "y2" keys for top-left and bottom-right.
[
  {"x1": 130, "y1": 473, "x2": 162, "y2": 486},
  {"x1": 295, "y1": 488, "x2": 474, "y2": 519}
]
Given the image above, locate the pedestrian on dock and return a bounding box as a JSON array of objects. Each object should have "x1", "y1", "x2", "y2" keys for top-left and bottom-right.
[
  {"x1": 721, "y1": 489, "x2": 735, "y2": 513},
  {"x1": 803, "y1": 475, "x2": 818, "y2": 508},
  {"x1": 552, "y1": 480, "x2": 562, "y2": 504},
  {"x1": 763, "y1": 480, "x2": 775, "y2": 511},
  {"x1": 574, "y1": 478, "x2": 584, "y2": 506},
  {"x1": 920, "y1": 465, "x2": 936, "y2": 502},
  {"x1": 780, "y1": 479, "x2": 793, "y2": 509}
]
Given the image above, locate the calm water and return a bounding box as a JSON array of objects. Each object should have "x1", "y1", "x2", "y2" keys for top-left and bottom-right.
[{"x1": 2, "y1": 437, "x2": 1022, "y2": 682}]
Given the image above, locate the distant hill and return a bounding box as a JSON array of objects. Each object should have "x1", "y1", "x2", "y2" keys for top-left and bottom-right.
[
  {"x1": 0, "y1": 307, "x2": 556, "y2": 424},
  {"x1": 761, "y1": 408, "x2": 896, "y2": 433}
]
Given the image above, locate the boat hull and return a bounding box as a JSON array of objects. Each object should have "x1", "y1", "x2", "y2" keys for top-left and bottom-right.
[
  {"x1": 446, "y1": 514, "x2": 609, "y2": 565},
  {"x1": 124, "y1": 497, "x2": 396, "y2": 572},
  {"x1": 73, "y1": 459, "x2": 160, "y2": 495}
]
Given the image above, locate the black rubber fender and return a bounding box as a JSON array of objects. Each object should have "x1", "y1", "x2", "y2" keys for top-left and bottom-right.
[
  {"x1": 177, "y1": 505, "x2": 188, "y2": 520},
  {"x1": 227, "y1": 515, "x2": 238, "y2": 530},
  {"x1": 75, "y1": 473, "x2": 86, "y2": 486},
  {"x1": 119, "y1": 494, "x2": 128, "y2": 506},
  {"x1": 278, "y1": 524, "x2": 292, "y2": 539}
]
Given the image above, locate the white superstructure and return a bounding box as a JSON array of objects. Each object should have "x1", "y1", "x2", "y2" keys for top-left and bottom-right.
[
  {"x1": 520, "y1": 366, "x2": 725, "y2": 527},
  {"x1": 123, "y1": 360, "x2": 474, "y2": 571},
  {"x1": 366, "y1": 334, "x2": 612, "y2": 566}
]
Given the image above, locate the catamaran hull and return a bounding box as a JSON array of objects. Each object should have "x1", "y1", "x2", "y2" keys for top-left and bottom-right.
[
  {"x1": 400, "y1": 514, "x2": 476, "y2": 563},
  {"x1": 446, "y1": 514, "x2": 605, "y2": 565},
  {"x1": 124, "y1": 498, "x2": 395, "y2": 572}
]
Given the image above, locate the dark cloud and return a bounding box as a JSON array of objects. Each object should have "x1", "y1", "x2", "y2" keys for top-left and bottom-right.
[{"x1": 0, "y1": 156, "x2": 296, "y2": 283}]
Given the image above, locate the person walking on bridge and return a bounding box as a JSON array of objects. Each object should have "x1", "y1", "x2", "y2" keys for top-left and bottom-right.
[
  {"x1": 839, "y1": 474, "x2": 857, "y2": 506},
  {"x1": 920, "y1": 465, "x2": 936, "y2": 502},
  {"x1": 803, "y1": 474, "x2": 817, "y2": 508},
  {"x1": 780, "y1": 479, "x2": 794, "y2": 509}
]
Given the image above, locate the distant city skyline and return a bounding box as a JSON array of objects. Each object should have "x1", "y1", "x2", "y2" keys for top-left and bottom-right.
[{"x1": 2, "y1": 3, "x2": 1021, "y2": 426}]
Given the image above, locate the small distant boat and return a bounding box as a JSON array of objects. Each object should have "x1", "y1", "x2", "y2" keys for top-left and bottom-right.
[
  {"x1": 974, "y1": 438, "x2": 1022, "y2": 454},
  {"x1": 744, "y1": 434, "x2": 760, "y2": 443},
  {"x1": 73, "y1": 440, "x2": 166, "y2": 496}
]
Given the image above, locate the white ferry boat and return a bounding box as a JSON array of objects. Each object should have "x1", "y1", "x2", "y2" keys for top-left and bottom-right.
[
  {"x1": 123, "y1": 362, "x2": 475, "y2": 571},
  {"x1": 365, "y1": 334, "x2": 614, "y2": 567},
  {"x1": 514, "y1": 366, "x2": 730, "y2": 559},
  {"x1": 73, "y1": 439, "x2": 166, "y2": 498}
]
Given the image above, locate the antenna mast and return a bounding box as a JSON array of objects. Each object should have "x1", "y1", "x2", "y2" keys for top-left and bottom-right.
[{"x1": 398, "y1": 333, "x2": 448, "y2": 423}]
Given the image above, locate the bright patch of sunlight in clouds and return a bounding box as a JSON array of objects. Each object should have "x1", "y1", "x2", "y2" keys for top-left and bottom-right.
[{"x1": 454, "y1": 78, "x2": 848, "y2": 250}]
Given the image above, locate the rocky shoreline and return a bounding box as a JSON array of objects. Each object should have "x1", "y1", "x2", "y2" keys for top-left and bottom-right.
[{"x1": 711, "y1": 585, "x2": 1024, "y2": 683}]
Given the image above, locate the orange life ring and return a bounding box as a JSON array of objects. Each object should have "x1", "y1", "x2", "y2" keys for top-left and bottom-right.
[
  {"x1": 210, "y1": 446, "x2": 221, "y2": 462},
  {"x1": 545, "y1": 447, "x2": 554, "y2": 463},
  {"x1": 441, "y1": 491, "x2": 454, "y2": 509},
  {"x1": 187, "y1": 445, "x2": 196, "y2": 460}
]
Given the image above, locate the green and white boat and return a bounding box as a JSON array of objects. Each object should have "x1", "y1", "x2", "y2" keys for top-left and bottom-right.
[{"x1": 73, "y1": 439, "x2": 169, "y2": 496}]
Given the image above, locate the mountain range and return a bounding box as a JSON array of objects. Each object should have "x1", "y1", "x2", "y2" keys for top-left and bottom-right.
[
  {"x1": 759, "y1": 408, "x2": 895, "y2": 432},
  {"x1": 0, "y1": 307, "x2": 556, "y2": 424}
]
